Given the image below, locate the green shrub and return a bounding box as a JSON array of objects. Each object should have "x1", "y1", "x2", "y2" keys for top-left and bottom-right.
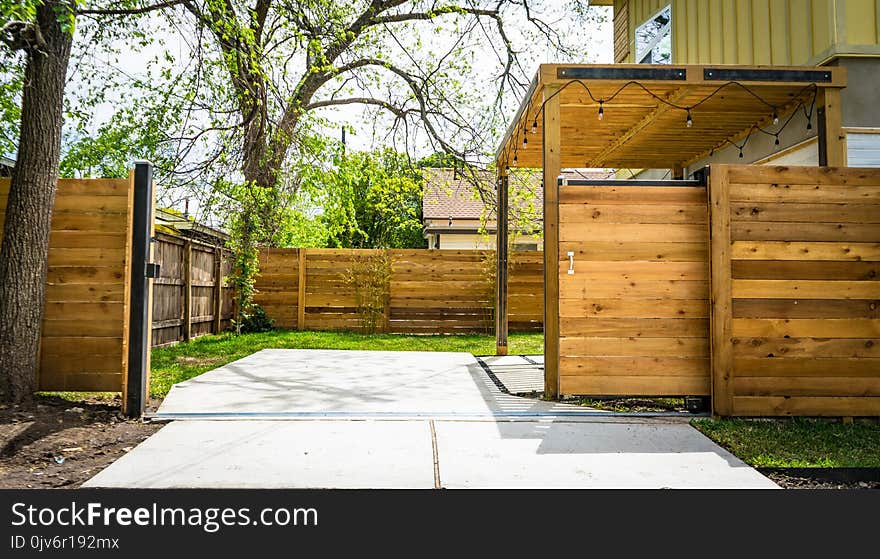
[{"x1": 237, "y1": 304, "x2": 274, "y2": 334}]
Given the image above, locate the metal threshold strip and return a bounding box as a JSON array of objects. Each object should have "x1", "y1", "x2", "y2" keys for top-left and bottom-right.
[{"x1": 147, "y1": 410, "x2": 704, "y2": 421}]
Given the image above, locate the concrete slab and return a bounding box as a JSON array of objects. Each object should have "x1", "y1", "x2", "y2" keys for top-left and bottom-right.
[
  {"x1": 156, "y1": 349, "x2": 591, "y2": 418},
  {"x1": 84, "y1": 420, "x2": 435, "y2": 489},
  {"x1": 86, "y1": 349, "x2": 775, "y2": 489},
  {"x1": 435, "y1": 421, "x2": 778, "y2": 489}
]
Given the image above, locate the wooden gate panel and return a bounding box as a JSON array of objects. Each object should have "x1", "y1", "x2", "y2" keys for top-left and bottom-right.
[{"x1": 558, "y1": 184, "x2": 711, "y2": 396}]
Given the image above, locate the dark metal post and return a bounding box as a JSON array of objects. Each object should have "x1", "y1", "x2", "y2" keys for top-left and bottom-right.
[
  {"x1": 817, "y1": 106, "x2": 828, "y2": 167},
  {"x1": 495, "y1": 174, "x2": 509, "y2": 355},
  {"x1": 126, "y1": 161, "x2": 155, "y2": 418}
]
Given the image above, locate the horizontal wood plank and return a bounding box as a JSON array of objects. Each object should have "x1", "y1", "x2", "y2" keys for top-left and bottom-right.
[
  {"x1": 732, "y1": 280, "x2": 880, "y2": 299},
  {"x1": 559, "y1": 298, "x2": 708, "y2": 318},
  {"x1": 732, "y1": 299, "x2": 880, "y2": 319},
  {"x1": 731, "y1": 318, "x2": 880, "y2": 338},
  {"x1": 560, "y1": 317, "x2": 709, "y2": 338},
  {"x1": 732, "y1": 337, "x2": 880, "y2": 358},
  {"x1": 560, "y1": 336, "x2": 709, "y2": 357},
  {"x1": 560, "y1": 375, "x2": 709, "y2": 396},
  {"x1": 731, "y1": 241, "x2": 880, "y2": 261},
  {"x1": 730, "y1": 396, "x2": 880, "y2": 416}
]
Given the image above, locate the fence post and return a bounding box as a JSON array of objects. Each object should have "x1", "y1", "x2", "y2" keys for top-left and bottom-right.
[
  {"x1": 297, "y1": 248, "x2": 306, "y2": 330},
  {"x1": 708, "y1": 165, "x2": 733, "y2": 416},
  {"x1": 125, "y1": 161, "x2": 155, "y2": 418},
  {"x1": 383, "y1": 252, "x2": 392, "y2": 333},
  {"x1": 183, "y1": 238, "x2": 192, "y2": 342},
  {"x1": 213, "y1": 248, "x2": 223, "y2": 334}
]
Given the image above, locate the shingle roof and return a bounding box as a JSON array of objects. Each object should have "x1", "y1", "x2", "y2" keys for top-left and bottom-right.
[
  {"x1": 422, "y1": 167, "x2": 614, "y2": 220},
  {"x1": 422, "y1": 168, "x2": 494, "y2": 219}
]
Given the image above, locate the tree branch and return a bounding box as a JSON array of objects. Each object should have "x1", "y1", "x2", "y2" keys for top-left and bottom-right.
[{"x1": 76, "y1": 0, "x2": 188, "y2": 16}]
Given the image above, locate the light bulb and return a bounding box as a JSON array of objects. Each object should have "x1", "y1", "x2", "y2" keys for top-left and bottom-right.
[
  {"x1": 531, "y1": 121, "x2": 538, "y2": 134},
  {"x1": 686, "y1": 111, "x2": 693, "y2": 128},
  {"x1": 773, "y1": 111, "x2": 779, "y2": 125},
  {"x1": 775, "y1": 136, "x2": 780, "y2": 146},
  {"x1": 523, "y1": 136, "x2": 528, "y2": 149},
  {"x1": 598, "y1": 103, "x2": 604, "y2": 121}
]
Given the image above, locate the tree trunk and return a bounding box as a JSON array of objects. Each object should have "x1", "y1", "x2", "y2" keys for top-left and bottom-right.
[{"x1": 0, "y1": 2, "x2": 74, "y2": 404}]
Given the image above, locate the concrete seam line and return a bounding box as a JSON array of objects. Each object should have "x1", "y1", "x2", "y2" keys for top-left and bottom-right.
[{"x1": 429, "y1": 420, "x2": 441, "y2": 490}]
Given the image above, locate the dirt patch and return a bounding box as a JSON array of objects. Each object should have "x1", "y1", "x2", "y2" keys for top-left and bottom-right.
[
  {"x1": 176, "y1": 356, "x2": 225, "y2": 367},
  {"x1": 0, "y1": 395, "x2": 161, "y2": 489},
  {"x1": 567, "y1": 397, "x2": 689, "y2": 413},
  {"x1": 760, "y1": 468, "x2": 880, "y2": 490}
]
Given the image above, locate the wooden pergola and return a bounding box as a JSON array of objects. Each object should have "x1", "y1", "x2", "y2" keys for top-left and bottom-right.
[{"x1": 493, "y1": 63, "x2": 847, "y2": 398}]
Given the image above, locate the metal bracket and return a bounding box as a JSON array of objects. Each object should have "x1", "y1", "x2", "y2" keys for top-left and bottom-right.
[
  {"x1": 558, "y1": 67, "x2": 686, "y2": 81},
  {"x1": 704, "y1": 68, "x2": 832, "y2": 83}
]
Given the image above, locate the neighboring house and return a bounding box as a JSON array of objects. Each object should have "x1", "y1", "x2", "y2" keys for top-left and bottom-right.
[
  {"x1": 155, "y1": 208, "x2": 230, "y2": 247},
  {"x1": 422, "y1": 167, "x2": 613, "y2": 250},
  {"x1": 611, "y1": 0, "x2": 880, "y2": 174},
  {"x1": 0, "y1": 156, "x2": 14, "y2": 177}
]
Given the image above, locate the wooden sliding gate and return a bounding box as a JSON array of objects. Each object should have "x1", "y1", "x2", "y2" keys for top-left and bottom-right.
[
  {"x1": 557, "y1": 178, "x2": 711, "y2": 397},
  {"x1": 709, "y1": 165, "x2": 880, "y2": 416}
]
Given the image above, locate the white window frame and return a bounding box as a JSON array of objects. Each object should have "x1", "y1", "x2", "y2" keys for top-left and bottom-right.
[{"x1": 635, "y1": 4, "x2": 672, "y2": 65}]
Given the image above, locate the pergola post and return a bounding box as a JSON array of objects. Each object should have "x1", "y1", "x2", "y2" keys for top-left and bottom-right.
[
  {"x1": 817, "y1": 87, "x2": 846, "y2": 167},
  {"x1": 495, "y1": 167, "x2": 509, "y2": 356},
  {"x1": 543, "y1": 84, "x2": 561, "y2": 399}
]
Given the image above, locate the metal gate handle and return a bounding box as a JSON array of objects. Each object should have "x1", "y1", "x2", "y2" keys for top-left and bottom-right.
[{"x1": 567, "y1": 251, "x2": 575, "y2": 275}]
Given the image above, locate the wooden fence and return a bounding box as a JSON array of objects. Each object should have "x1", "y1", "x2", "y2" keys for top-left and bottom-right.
[
  {"x1": 0, "y1": 177, "x2": 134, "y2": 391},
  {"x1": 558, "y1": 184, "x2": 711, "y2": 397},
  {"x1": 254, "y1": 248, "x2": 543, "y2": 334},
  {"x1": 709, "y1": 165, "x2": 880, "y2": 416},
  {"x1": 151, "y1": 233, "x2": 234, "y2": 346}
]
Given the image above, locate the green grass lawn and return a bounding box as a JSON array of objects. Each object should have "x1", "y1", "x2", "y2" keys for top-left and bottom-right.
[
  {"x1": 692, "y1": 417, "x2": 880, "y2": 468},
  {"x1": 150, "y1": 329, "x2": 543, "y2": 398}
]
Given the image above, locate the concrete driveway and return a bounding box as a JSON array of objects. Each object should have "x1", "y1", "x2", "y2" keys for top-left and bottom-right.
[{"x1": 85, "y1": 350, "x2": 776, "y2": 489}]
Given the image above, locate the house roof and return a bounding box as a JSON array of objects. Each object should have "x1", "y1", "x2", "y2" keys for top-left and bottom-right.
[
  {"x1": 422, "y1": 167, "x2": 613, "y2": 221},
  {"x1": 422, "y1": 168, "x2": 494, "y2": 220}
]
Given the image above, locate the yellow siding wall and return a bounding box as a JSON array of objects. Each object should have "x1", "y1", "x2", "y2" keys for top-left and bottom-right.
[{"x1": 616, "y1": 0, "x2": 880, "y2": 65}]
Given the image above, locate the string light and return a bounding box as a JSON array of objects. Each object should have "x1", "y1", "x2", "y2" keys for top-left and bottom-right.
[{"x1": 504, "y1": 79, "x2": 817, "y2": 168}]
